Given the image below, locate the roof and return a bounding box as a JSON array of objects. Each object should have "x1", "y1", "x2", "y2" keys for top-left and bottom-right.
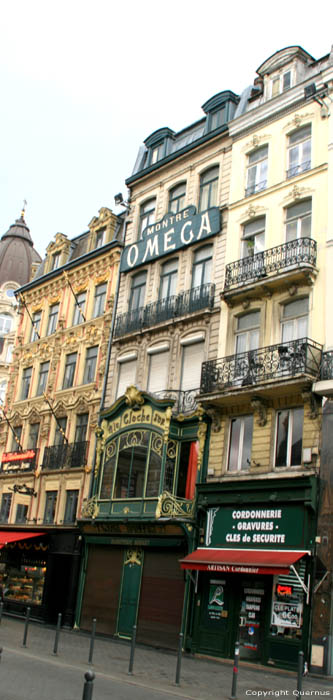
[{"x1": 0, "y1": 214, "x2": 41, "y2": 286}]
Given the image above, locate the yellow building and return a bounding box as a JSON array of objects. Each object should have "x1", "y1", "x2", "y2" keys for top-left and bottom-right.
[{"x1": 0, "y1": 206, "x2": 122, "y2": 626}]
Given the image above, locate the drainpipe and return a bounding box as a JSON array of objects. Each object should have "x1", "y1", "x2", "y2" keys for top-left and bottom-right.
[{"x1": 328, "y1": 570, "x2": 333, "y2": 675}]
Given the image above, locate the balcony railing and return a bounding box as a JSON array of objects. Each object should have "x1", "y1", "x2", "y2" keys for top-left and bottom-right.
[
  {"x1": 224, "y1": 238, "x2": 316, "y2": 291},
  {"x1": 42, "y1": 441, "x2": 88, "y2": 470},
  {"x1": 200, "y1": 338, "x2": 322, "y2": 394},
  {"x1": 114, "y1": 283, "x2": 215, "y2": 338},
  {"x1": 151, "y1": 388, "x2": 199, "y2": 414},
  {"x1": 286, "y1": 161, "x2": 311, "y2": 179},
  {"x1": 321, "y1": 351, "x2": 333, "y2": 380}
]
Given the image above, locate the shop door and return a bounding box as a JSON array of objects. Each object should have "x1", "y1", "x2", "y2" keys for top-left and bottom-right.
[
  {"x1": 193, "y1": 576, "x2": 235, "y2": 657},
  {"x1": 117, "y1": 548, "x2": 143, "y2": 638},
  {"x1": 238, "y1": 579, "x2": 268, "y2": 662}
]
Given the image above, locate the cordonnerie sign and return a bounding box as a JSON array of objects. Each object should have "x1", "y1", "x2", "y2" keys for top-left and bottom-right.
[{"x1": 120, "y1": 206, "x2": 220, "y2": 271}]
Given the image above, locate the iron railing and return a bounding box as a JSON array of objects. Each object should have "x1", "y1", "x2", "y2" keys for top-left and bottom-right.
[
  {"x1": 114, "y1": 283, "x2": 215, "y2": 337},
  {"x1": 151, "y1": 388, "x2": 199, "y2": 414},
  {"x1": 200, "y1": 338, "x2": 322, "y2": 394},
  {"x1": 245, "y1": 179, "x2": 267, "y2": 197},
  {"x1": 42, "y1": 441, "x2": 88, "y2": 470},
  {"x1": 286, "y1": 161, "x2": 311, "y2": 179},
  {"x1": 0, "y1": 448, "x2": 39, "y2": 473},
  {"x1": 320, "y1": 351, "x2": 333, "y2": 380},
  {"x1": 224, "y1": 238, "x2": 316, "y2": 290}
]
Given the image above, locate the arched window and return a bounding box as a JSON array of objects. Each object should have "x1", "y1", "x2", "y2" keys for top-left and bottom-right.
[{"x1": 100, "y1": 430, "x2": 162, "y2": 499}]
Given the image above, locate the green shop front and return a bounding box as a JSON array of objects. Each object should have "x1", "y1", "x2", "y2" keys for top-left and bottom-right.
[
  {"x1": 181, "y1": 477, "x2": 318, "y2": 669},
  {"x1": 76, "y1": 388, "x2": 209, "y2": 649}
]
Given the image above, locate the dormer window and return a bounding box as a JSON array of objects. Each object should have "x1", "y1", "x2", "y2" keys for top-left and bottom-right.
[
  {"x1": 51, "y1": 252, "x2": 61, "y2": 270},
  {"x1": 201, "y1": 90, "x2": 239, "y2": 133},
  {"x1": 96, "y1": 229, "x2": 105, "y2": 248},
  {"x1": 151, "y1": 143, "x2": 164, "y2": 164},
  {"x1": 144, "y1": 128, "x2": 175, "y2": 169},
  {"x1": 210, "y1": 106, "x2": 226, "y2": 131},
  {"x1": 271, "y1": 70, "x2": 292, "y2": 97}
]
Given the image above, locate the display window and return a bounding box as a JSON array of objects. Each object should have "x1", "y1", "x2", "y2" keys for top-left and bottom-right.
[
  {"x1": 0, "y1": 562, "x2": 46, "y2": 606},
  {"x1": 270, "y1": 562, "x2": 305, "y2": 638}
]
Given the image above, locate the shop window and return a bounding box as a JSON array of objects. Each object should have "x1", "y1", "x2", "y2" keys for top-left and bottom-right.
[
  {"x1": 235, "y1": 312, "x2": 260, "y2": 354},
  {"x1": 285, "y1": 200, "x2": 311, "y2": 242},
  {"x1": 36, "y1": 361, "x2": 50, "y2": 396},
  {"x1": 180, "y1": 339, "x2": 204, "y2": 392},
  {"x1": 199, "y1": 167, "x2": 219, "y2": 212},
  {"x1": 3, "y1": 565, "x2": 45, "y2": 605},
  {"x1": 275, "y1": 407, "x2": 303, "y2": 467},
  {"x1": 0, "y1": 313, "x2": 12, "y2": 334},
  {"x1": 242, "y1": 217, "x2": 265, "y2": 258},
  {"x1": 21, "y1": 366, "x2": 32, "y2": 400},
  {"x1": 30, "y1": 310, "x2": 42, "y2": 341},
  {"x1": 15, "y1": 504, "x2": 28, "y2": 524},
  {"x1": 29, "y1": 423, "x2": 40, "y2": 449},
  {"x1": 139, "y1": 198, "x2": 156, "y2": 238},
  {"x1": 93, "y1": 282, "x2": 107, "y2": 318},
  {"x1": 63, "y1": 352, "x2": 77, "y2": 389},
  {"x1": 270, "y1": 560, "x2": 306, "y2": 639},
  {"x1": 227, "y1": 416, "x2": 253, "y2": 472},
  {"x1": 287, "y1": 125, "x2": 311, "y2": 178},
  {"x1": 64, "y1": 490, "x2": 79, "y2": 523},
  {"x1": 129, "y1": 271, "x2": 146, "y2": 311},
  {"x1": 245, "y1": 146, "x2": 268, "y2": 197},
  {"x1": 43, "y1": 491, "x2": 58, "y2": 524},
  {"x1": 159, "y1": 259, "x2": 178, "y2": 299},
  {"x1": 72, "y1": 291, "x2": 86, "y2": 326},
  {"x1": 100, "y1": 430, "x2": 162, "y2": 500},
  {"x1": 147, "y1": 346, "x2": 169, "y2": 395},
  {"x1": 281, "y1": 298, "x2": 308, "y2": 343},
  {"x1": 75, "y1": 413, "x2": 88, "y2": 443},
  {"x1": 83, "y1": 346, "x2": 98, "y2": 384},
  {"x1": 46, "y1": 303, "x2": 59, "y2": 336},
  {"x1": 116, "y1": 355, "x2": 137, "y2": 399},
  {"x1": 169, "y1": 183, "x2": 186, "y2": 214},
  {"x1": 0, "y1": 493, "x2": 12, "y2": 522}
]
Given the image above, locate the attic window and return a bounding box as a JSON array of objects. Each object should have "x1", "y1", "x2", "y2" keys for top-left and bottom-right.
[
  {"x1": 96, "y1": 229, "x2": 105, "y2": 248},
  {"x1": 151, "y1": 143, "x2": 164, "y2": 164},
  {"x1": 271, "y1": 70, "x2": 292, "y2": 98},
  {"x1": 51, "y1": 253, "x2": 61, "y2": 270},
  {"x1": 210, "y1": 106, "x2": 226, "y2": 131}
]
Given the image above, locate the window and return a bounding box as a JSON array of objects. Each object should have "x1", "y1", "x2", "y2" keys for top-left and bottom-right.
[
  {"x1": 199, "y1": 167, "x2": 219, "y2": 211},
  {"x1": 139, "y1": 198, "x2": 156, "y2": 237},
  {"x1": 0, "y1": 313, "x2": 12, "y2": 334},
  {"x1": 180, "y1": 339, "x2": 205, "y2": 392},
  {"x1": 75, "y1": 413, "x2": 88, "y2": 443},
  {"x1": 6, "y1": 344, "x2": 13, "y2": 363},
  {"x1": 21, "y1": 366, "x2": 32, "y2": 400},
  {"x1": 116, "y1": 356, "x2": 137, "y2": 398},
  {"x1": 101, "y1": 430, "x2": 162, "y2": 499},
  {"x1": 0, "y1": 380, "x2": 7, "y2": 404},
  {"x1": 271, "y1": 70, "x2": 291, "y2": 97},
  {"x1": 242, "y1": 217, "x2": 265, "y2": 258},
  {"x1": 235, "y1": 312, "x2": 260, "y2": 354},
  {"x1": 0, "y1": 493, "x2": 12, "y2": 522},
  {"x1": 130, "y1": 271, "x2": 146, "y2": 311},
  {"x1": 36, "y1": 361, "x2": 50, "y2": 396},
  {"x1": 11, "y1": 425, "x2": 22, "y2": 451},
  {"x1": 63, "y1": 352, "x2": 77, "y2": 389},
  {"x1": 147, "y1": 346, "x2": 169, "y2": 394},
  {"x1": 95, "y1": 229, "x2": 105, "y2": 248},
  {"x1": 51, "y1": 253, "x2": 61, "y2": 270},
  {"x1": 46, "y1": 304, "x2": 59, "y2": 335},
  {"x1": 72, "y1": 292, "x2": 86, "y2": 325},
  {"x1": 210, "y1": 107, "x2": 225, "y2": 130},
  {"x1": 275, "y1": 407, "x2": 303, "y2": 467},
  {"x1": 151, "y1": 143, "x2": 163, "y2": 164},
  {"x1": 159, "y1": 259, "x2": 178, "y2": 299},
  {"x1": 44, "y1": 491, "x2": 57, "y2": 524},
  {"x1": 15, "y1": 504, "x2": 28, "y2": 524},
  {"x1": 83, "y1": 346, "x2": 98, "y2": 384},
  {"x1": 64, "y1": 490, "x2": 79, "y2": 523},
  {"x1": 29, "y1": 423, "x2": 40, "y2": 449},
  {"x1": 228, "y1": 416, "x2": 253, "y2": 472},
  {"x1": 30, "y1": 310, "x2": 42, "y2": 341},
  {"x1": 285, "y1": 200, "x2": 311, "y2": 241},
  {"x1": 93, "y1": 283, "x2": 107, "y2": 318},
  {"x1": 169, "y1": 183, "x2": 186, "y2": 214},
  {"x1": 281, "y1": 298, "x2": 308, "y2": 343},
  {"x1": 54, "y1": 417, "x2": 67, "y2": 446},
  {"x1": 192, "y1": 245, "x2": 212, "y2": 288},
  {"x1": 246, "y1": 146, "x2": 268, "y2": 197},
  {"x1": 287, "y1": 125, "x2": 311, "y2": 178}
]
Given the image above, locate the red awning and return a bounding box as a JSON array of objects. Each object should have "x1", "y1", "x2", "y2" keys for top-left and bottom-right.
[
  {"x1": 0, "y1": 531, "x2": 46, "y2": 549},
  {"x1": 180, "y1": 548, "x2": 309, "y2": 575}
]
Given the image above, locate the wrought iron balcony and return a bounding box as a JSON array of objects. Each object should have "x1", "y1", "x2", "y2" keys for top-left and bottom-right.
[
  {"x1": 224, "y1": 238, "x2": 316, "y2": 291},
  {"x1": 200, "y1": 338, "x2": 322, "y2": 394},
  {"x1": 286, "y1": 161, "x2": 311, "y2": 179},
  {"x1": 151, "y1": 388, "x2": 199, "y2": 414},
  {"x1": 114, "y1": 283, "x2": 215, "y2": 337},
  {"x1": 321, "y1": 351, "x2": 333, "y2": 380},
  {"x1": 42, "y1": 441, "x2": 88, "y2": 470}
]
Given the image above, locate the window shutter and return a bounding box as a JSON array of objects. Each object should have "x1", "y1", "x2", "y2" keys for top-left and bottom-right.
[
  {"x1": 181, "y1": 342, "x2": 204, "y2": 391},
  {"x1": 147, "y1": 351, "x2": 169, "y2": 394},
  {"x1": 116, "y1": 360, "x2": 137, "y2": 398}
]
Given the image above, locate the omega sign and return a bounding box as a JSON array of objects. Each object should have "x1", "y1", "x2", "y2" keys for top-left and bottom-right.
[{"x1": 120, "y1": 206, "x2": 220, "y2": 272}]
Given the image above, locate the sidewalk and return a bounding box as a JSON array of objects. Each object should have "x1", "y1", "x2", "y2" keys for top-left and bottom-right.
[{"x1": 0, "y1": 615, "x2": 332, "y2": 699}]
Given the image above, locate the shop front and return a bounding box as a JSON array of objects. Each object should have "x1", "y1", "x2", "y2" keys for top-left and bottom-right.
[{"x1": 182, "y1": 476, "x2": 318, "y2": 669}]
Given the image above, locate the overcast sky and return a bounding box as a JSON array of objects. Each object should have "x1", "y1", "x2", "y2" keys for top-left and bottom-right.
[{"x1": 1, "y1": 0, "x2": 332, "y2": 258}]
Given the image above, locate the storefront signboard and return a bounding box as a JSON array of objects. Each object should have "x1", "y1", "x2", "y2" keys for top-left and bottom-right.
[
  {"x1": 206, "y1": 505, "x2": 308, "y2": 549},
  {"x1": 105, "y1": 406, "x2": 168, "y2": 438},
  {"x1": 1, "y1": 450, "x2": 37, "y2": 473},
  {"x1": 271, "y1": 601, "x2": 302, "y2": 628}
]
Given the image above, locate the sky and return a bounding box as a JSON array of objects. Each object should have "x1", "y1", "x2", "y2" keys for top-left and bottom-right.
[{"x1": 1, "y1": 0, "x2": 332, "y2": 258}]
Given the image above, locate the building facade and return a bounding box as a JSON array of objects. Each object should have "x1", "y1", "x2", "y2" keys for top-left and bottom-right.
[
  {"x1": 77, "y1": 91, "x2": 240, "y2": 647},
  {"x1": 0, "y1": 207, "x2": 122, "y2": 626},
  {"x1": 181, "y1": 46, "x2": 333, "y2": 673}
]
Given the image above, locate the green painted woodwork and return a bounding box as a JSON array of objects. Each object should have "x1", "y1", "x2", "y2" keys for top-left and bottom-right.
[{"x1": 117, "y1": 549, "x2": 143, "y2": 637}]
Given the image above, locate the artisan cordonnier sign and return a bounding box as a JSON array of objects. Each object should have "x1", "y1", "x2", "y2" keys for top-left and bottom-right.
[{"x1": 120, "y1": 206, "x2": 220, "y2": 272}]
